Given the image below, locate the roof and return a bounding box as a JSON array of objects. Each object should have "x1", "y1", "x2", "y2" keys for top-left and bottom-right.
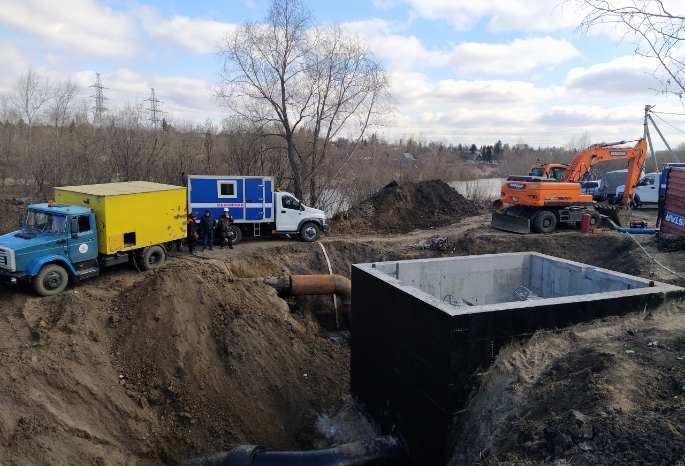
[
  {"x1": 56, "y1": 181, "x2": 184, "y2": 196},
  {"x1": 30, "y1": 203, "x2": 93, "y2": 215}
]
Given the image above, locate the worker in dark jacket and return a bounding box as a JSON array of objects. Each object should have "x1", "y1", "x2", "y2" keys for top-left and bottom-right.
[
  {"x1": 199, "y1": 209, "x2": 216, "y2": 251},
  {"x1": 186, "y1": 212, "x2": 198, "y2": 255},
  {"x1": 217, "y1": 207, "x2": 234, "y2": 249}
]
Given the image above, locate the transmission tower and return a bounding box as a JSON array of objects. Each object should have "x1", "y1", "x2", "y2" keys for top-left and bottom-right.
[
  {"x1": 89, "y1": 73, "x2": 109, "y2": 125},
  {"x1": 146, "y1": 88, "x2": 163, "y2": 127}
]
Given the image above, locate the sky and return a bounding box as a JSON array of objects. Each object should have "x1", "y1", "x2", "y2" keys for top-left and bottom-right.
[{"x1": 1, "y1": 0, "x2": 685, "y2": 149}]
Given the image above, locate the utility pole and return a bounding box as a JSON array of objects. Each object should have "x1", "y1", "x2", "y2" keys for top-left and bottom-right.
[
  {"x1": 89, "y1": 73, "x2": 109, "y2": 126},
  {"x1": 146, "y1": 88, "x2": 163, "y2": 128}
]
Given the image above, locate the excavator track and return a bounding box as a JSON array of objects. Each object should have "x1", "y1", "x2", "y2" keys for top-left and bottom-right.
[{"x1": 594, "y1": 204, "x2": 632, "y2": 227}]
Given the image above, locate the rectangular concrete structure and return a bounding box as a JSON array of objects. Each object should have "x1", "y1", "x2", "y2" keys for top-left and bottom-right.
[{"x1": 350, "y1": 253, "x2": 685, "y2": 466}]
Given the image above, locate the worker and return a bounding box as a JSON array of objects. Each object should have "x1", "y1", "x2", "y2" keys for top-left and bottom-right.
[
  {"x1": 186, "y1": 212, "x2": 199, "y2": 255},
  {"x1": 217, "y1": 207, "x2": 234, "y2": 249},
  {"x1": 200, "y1": 209, "x2": 216, "y2": 252}
]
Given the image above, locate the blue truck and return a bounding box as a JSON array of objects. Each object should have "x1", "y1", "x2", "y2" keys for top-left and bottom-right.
[
  {"x1": 186, "y1": 175, "x2": 328, "y2": 244},
  {"x1": 0, "y1": 182, "x2": 187, "y2": 296}
]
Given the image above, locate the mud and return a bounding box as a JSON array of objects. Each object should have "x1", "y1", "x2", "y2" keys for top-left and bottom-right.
[{"x1": 1, "y1": 183, "x2": 685, "y2": 465}]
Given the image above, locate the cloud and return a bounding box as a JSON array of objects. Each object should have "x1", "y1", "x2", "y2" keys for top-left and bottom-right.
[
  {"x1": 452, "y1": 37, "x2": 580, "y2": 74},
  {"x1": 0, "y1": 40, "x2": 33, "y2": 89},
  {"x1": 394, "y1": 0, "x2": 585, "y2": 32},
  {"x1": 137, "y1": 7, "x2": 236, "y2": 55},
  {"x1": 346, "y1": 20, "x2": 580, "y2": 74},
  {"x1": 0, "y1": 0, "x2": 138, "y2": 58},
  {"x1": 392, "y1": 72, "x2": 564, "y2": 109},
  {"x1": 565, "y1": 55, "x2": 660, "y2": 95}
]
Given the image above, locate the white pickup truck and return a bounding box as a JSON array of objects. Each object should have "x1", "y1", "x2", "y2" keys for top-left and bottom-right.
[{"x1": 615, "y1": 172, "x2": 660, "y2": 207}]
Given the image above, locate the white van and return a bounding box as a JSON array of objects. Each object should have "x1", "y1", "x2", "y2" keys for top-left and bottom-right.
[{"x1": 615, "y1": 172, "x2": 660, "y2": 206}]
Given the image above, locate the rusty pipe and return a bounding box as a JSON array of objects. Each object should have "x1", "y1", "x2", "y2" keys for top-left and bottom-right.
[{"x1": 268, "y1": 274, "x2": 352, "y2": 329}]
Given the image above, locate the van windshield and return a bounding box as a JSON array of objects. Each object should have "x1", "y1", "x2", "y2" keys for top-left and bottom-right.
[{"x1": 25, "y1": 210, "x2": 67, "y2": 235}]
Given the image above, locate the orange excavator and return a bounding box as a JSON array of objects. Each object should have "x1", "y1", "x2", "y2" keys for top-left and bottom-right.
[{"x1": 491, "y1": 139, "x2": 647, "y2": 233}]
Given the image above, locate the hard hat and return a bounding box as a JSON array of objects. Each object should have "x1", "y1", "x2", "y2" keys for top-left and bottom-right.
[{"x1": 223, "y1": 207, "x2": 229, "y2": 212}]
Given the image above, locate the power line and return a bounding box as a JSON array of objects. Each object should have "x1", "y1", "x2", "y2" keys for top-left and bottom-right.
[{"x1": 651, "y1": 113, "x2": 685, "y2": 135}]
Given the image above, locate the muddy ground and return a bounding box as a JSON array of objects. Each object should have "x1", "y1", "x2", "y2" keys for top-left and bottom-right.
[{"x1": 1, "y1": 181, "x2": 685, "y2": 465}]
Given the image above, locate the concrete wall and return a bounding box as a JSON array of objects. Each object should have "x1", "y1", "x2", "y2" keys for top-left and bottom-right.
[
  {"x1": 351, "y1": 253, "x2": 684, "y2": 466},
  {"x1": 372, "y1": 253, "x2": 648, "y2": 305}
]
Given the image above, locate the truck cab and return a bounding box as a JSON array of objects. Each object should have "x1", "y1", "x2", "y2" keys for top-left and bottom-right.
[
  {"x1": 615, "y1": 172, "x2": 660, "y2": 206},
  {"x1": 273, "y1": 191, "x2": 327, "y2": 241},
  {"x1": 0, "y1": 203, "x2": 98, "y2": 295}
]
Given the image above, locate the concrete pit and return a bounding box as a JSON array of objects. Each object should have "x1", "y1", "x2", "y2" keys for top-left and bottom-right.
[{"x1": 351, "y1": 252, "x2": 685, "y2": 466}]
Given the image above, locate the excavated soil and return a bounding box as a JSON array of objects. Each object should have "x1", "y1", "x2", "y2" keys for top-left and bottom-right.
[
  {"x1": 2, "y1": 180, "x2": 685, "y2": 465},
  {"x1": 329, "y1": 180, "x2": 483, "y2": 235}
]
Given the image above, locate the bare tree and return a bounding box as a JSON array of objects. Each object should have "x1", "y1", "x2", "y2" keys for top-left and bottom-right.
[
  {"x1": 9, "y1": 67, "x2": 52, "y2": 128},
  {"x1": 566, "y1": 0, "x2": 685, "y2": 97},
  {"x1": 215, "y1": 0, "x2": 394, "y2": 204},
  {"x1": 47, "y1": 78, "x2": 79, "y2": 186}
]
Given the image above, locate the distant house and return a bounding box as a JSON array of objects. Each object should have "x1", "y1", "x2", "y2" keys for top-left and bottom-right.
[{"x1": 402, "y1": 153, "x2": 417, "y2": 161}]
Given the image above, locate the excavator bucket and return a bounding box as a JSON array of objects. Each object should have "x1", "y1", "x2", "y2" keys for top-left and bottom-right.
[
  {"x1": 595, "y1": 205, "x2": 632, "y2": 227},
  {"x1": 491, "y1": 212, "x2": 531, "y2": 234}
]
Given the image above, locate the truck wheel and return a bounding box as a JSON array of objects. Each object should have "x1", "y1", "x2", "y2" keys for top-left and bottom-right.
[
  {"x1": 140, "y1": 245, "x2": 165, "y2": 271},
  {"x1": 33, "y1": 264, "x2": 69, "y2": 296},
  {"x1": 229, "y1": 225, "x2": 242, "y2": 245},
  {"x1": 533, "y1": 211, "x2": 557, "y2": 234},
  {"x1": 299, "y1": 223, "x2": 320, "y2": 242}
]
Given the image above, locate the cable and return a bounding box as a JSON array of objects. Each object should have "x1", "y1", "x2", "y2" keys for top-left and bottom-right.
[
  {"x1": 625, "y1": 232, "x2": 685, "y2": 281},
  {"x1": 650, "y1": 111, "x2": 685, "y2": 116},
  {"x1": 651, "y1": 113, "x2": 685, "y2": 135}
]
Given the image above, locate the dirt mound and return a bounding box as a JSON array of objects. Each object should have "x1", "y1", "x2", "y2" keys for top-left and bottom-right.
[
  {"x1": 449, "y1": 303, "x2": 685, "y2": 465},
  {"x1": 109, "y1": 259, "x2": 351, "y2": 461},
  {"x1": 330, "y1": 180, "x2": 482, "y2": 235},
  {"x1": 0, "y1": 198, "x2": 34, "y2": 235},
  {"x1": 0, "y1": 257, "x2": 352, "y2": 465}
]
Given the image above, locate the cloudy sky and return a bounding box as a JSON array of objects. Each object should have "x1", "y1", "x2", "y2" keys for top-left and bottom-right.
[{"x1": 1, "y1": 0, "x2": 684, "y2": 149}]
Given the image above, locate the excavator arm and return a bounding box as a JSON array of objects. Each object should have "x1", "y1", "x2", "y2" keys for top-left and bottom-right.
[{"x1": 561, "y1": 139, "x2": 647, "y2": 205}]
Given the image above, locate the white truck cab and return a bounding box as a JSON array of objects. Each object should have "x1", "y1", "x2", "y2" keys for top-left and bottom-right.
[{"x1": 615, "y1": 172, "x2": 660, "y2": 206}]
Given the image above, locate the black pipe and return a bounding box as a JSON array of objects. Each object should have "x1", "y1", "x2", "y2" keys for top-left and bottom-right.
[{"x1": 185, "y1": 435, "x2": 407, "y2": 466}]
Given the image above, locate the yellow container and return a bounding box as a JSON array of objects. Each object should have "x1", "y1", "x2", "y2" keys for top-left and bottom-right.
[{"x1": 54, "y1": 181, "x2": 187, "y2": 255}]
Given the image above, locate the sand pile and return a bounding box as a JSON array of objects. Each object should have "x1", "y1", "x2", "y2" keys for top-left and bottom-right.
[{"x1": 330, "y1": 180, "x2": 482, "y2": 235}]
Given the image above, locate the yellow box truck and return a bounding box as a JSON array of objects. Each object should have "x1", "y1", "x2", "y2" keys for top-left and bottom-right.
[{"x1": 0, "y1": 182, "x2": 186, "y2": 296}]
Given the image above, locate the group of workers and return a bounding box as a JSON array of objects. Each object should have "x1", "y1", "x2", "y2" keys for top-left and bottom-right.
[{"x1": 185, "y1": 208, "x2": 234, "y2": 255}]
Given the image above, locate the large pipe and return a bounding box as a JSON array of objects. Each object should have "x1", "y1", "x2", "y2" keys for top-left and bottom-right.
[
  {"x1": 269, "y1": 275, "x2": 352, "y2": 329},
  {"x1": 185, "y1": 435, "x2": 407, "y2": 466}
]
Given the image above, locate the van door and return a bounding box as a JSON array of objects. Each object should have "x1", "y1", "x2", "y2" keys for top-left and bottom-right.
[
  {"x1": 68, "y1": 214, "x2": 98, "y2": 263},
  {"x1": 245, "y1": 178, "x2": 266, "y2": 221},
  {"x1": 634, "y1": 174, "x2": 659, "y2": 203},
  {"x1": 275, "y1": 194, "x2": 302, "y2": 232}
]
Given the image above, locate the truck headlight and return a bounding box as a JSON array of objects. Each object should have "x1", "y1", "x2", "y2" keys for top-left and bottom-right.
[{"x1": 512, "y1": 196, "x2": 519, "y2": 202}]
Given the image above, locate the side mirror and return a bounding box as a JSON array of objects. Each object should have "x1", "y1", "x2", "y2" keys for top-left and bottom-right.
[
  {"x1": 300, "y1": 205, "x2": 305, "y2": 211},
  {"x1": 70, "y1": 217, "x2": 78, "y2": 239}
]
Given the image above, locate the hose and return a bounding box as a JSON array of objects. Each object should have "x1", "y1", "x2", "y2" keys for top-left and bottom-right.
[{"x1": 185, "y1": 435, "x2": 407, "y2": 466}]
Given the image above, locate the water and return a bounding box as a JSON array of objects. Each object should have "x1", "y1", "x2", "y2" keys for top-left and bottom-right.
[{"x1": 448, "y1": 178, "x2": 503, "y2": 200}]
